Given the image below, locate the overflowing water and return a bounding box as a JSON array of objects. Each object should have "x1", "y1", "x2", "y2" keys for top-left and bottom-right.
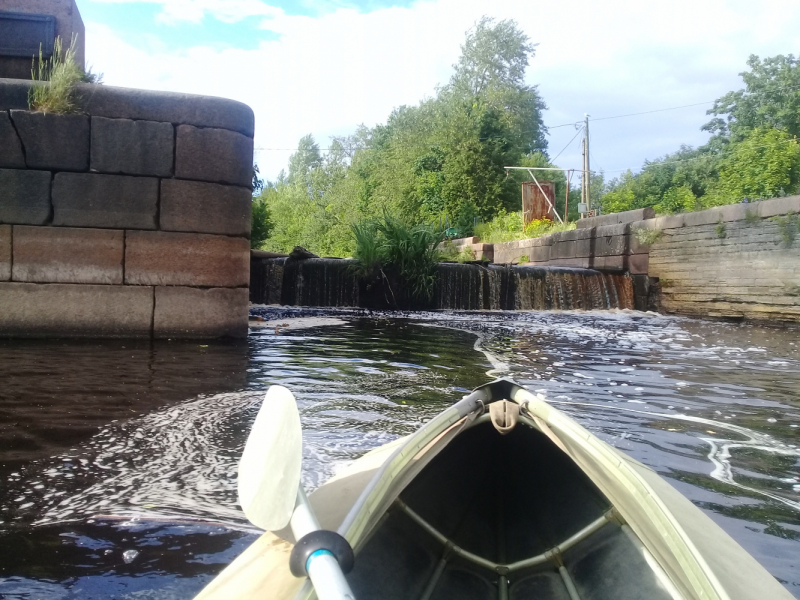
[
  {"x1": 251, "y1": 257, "x2": 637, "y2": 311},
  {"x1": 0, "y1": 310, "x2": 798, "y2": 598}
]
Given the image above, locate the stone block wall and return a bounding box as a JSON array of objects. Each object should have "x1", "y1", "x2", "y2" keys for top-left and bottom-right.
[
  {"x1": 635, "y1": 196, "x2": 800, "y2": 324},
  {"x1": 491, "y1": 223, "x2": 647, "y2": 273},
  {"x1": 0, "y1": 78, "x2": 254, "y2": 338}
]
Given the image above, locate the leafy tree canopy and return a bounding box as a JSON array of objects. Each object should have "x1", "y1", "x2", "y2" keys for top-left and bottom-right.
[
  {"x1": 598, "y1": 53, "x2": 800, "y2": 215},
  {"x1": 252, "y1": 16, "x2": 555, "y2": 256},
  {"x1": 703, "y1": 54, "x2": 800, "y2": 142}
]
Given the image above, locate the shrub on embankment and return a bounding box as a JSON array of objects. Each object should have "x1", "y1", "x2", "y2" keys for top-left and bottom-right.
[{"x1": 474, "y1": 211, "x2": 575, "y2": 243}]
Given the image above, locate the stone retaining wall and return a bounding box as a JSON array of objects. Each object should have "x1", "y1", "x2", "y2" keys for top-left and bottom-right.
[
  {"x1": 637, "y1": 196, "x2": 800, "y2": 324},
  {"x1": 490, "y1": 223, "x2": 649, "y2": 273},
  {"x1": 470, "y1": 199, "x2": 800, "y2": 323},
  {"x1": 0, "y1": 78, "x2": 254, "y2": 338}
]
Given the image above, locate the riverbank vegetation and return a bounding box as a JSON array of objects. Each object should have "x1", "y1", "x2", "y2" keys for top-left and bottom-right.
[
  {"x1": 474, "y1": 212, "x2": 575, "y2": 243},
  {"x1": 598, "y1": 54, "x2": 800, "y2": 214},
  {"x1": 252, "y1": 27, "x2": 800, "y2": 255},
  {"x1": 254, "y1": 17, "x2": 553, "y2": 256}
]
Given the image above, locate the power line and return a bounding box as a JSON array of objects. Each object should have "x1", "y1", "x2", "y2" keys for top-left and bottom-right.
[
  {"x1": 550, "y1": 125, "x2": 583, "y2": 162},
  {"x1": 547, "y1": 81, "x2": 800, "y2": 130},
  {"x1": 546, "y1": 101, "x2": 714, "y2": 130}
]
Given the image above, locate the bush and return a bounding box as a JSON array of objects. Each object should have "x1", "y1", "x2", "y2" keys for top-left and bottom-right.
[
  {"x1": 250, "y1": 198, "x2": 273, "y2": 249},
  {"x1": 350, "y1": 212, "x2": 445, "y2": 302},
  {"x1": 474, "y1": 211, "x2": 575, "y2": 243},
  {"x1": 377, "y1": 213, "x2": 446, "y2": 301},
  {"x1": 29, "y1": 35, "x2": 84, "y2": 114}
]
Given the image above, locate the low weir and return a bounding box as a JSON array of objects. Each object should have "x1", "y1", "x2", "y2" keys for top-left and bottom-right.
[{"x1": 250, "y1": 257, "x2": 636, "y2": 311}]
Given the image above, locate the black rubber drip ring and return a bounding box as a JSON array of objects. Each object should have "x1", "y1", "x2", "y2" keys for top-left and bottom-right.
[{"x1": 289, "y1": 530, "x2": 355, "y2": 577}]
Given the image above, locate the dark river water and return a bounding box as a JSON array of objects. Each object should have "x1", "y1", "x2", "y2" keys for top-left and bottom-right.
[{"x1": 0, "y1": 309, "x2": 798, "y2": 599}]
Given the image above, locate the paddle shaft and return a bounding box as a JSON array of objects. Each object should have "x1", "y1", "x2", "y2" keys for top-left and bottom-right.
[{"x1": 291, "y1": 488, "x2": 356, "y2": 600}]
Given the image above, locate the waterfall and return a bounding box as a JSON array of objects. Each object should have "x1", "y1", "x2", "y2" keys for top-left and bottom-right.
[{"x1": 252, "y1": 258, "x2": 636, "y2": 311}]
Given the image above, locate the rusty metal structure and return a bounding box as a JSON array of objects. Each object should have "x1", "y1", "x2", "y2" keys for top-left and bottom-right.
[{"x1": 522, "y1": 180, "x2": 556, "y2": 226}]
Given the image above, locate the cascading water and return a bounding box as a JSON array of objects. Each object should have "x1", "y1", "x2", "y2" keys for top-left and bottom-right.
[{"x1": 252, "y1": 257, "x2": 637, "y2": 311}]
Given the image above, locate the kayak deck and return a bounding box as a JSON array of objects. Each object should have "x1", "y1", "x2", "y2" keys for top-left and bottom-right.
[{"x1": 346, "y1": 417, "x2": 674, "y2": 600}]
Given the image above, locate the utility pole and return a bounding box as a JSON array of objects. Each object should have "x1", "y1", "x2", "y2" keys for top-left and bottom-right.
[{"x1": 581, "y1": 114, "x2": 591, "y2": 214}]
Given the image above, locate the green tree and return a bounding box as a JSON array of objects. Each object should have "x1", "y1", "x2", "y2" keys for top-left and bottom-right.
[
  {"x1": 704, "y1": 127, "x2": 800, "y2": 205},
  {"x1": 445, "y1": 16, "x2": 547, "y2": 154},
  {"x1": 250, "y1": 195, "x2": 273, "y2": 249},
  {"x1": 703, "y1": 54, "x2": 800, "y2": 142},
  {"x1": 288, "y1": 134, "x2": 322, "y2": 186}
]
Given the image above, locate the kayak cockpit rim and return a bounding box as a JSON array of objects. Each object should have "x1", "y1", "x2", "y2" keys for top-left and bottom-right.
[{"x1": 330, "y1": 379, "x2": 729, "y2": 600}]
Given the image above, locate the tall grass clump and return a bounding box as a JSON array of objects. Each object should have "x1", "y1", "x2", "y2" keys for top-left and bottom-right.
[
  {"x1": 350, "y1": 219, "x2": 382, "y2": 278},
  {"x1": 29, "y1": 35, "x2": 84, "y2": 114},
  {"x1": 377, "y1": 213, "x2": 445, "y2": 301},
  {"x1": 350, "y1": 212, "x2": 445, "y2": 302},
  {"x1": 474, "y1": 210, "x2": 575, "y2": 243}
]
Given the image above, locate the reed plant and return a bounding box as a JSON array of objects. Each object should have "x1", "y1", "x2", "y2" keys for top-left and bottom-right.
[
  {"x1": 350, "y1": 220, "x2": 382, "y2": 278},
  {"x1": 350, "y1": 212, "x2": 446, "y2": 302},
  {"x1": 377, "y1": 212, "x2": 445, "y2": 301},
  {"x1": 29, "y1": 35, "x2": 83, "y2": 114}
]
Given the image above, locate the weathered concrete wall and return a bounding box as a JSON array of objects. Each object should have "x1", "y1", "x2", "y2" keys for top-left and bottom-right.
[
  {"x1": 0, "y1": 0, "x2": 85, "y2": 80},
  {"x1": 634, "y1": 197, "x2": 800, "y2": 324},
  {"x1": 491, "y1": 223, "x2": 648, "y2": 274},
  {"x1": 0, "y1": 79, "x2": 254, "y2": 338},
  {"x1": 444, "y1": 236, "x2": 493, "y2": 261}
]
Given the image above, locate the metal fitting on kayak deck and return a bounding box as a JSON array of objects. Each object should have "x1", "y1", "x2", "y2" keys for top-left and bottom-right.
[{"x1": 289, "y1": 530, "x2": 355, "y2": 577}]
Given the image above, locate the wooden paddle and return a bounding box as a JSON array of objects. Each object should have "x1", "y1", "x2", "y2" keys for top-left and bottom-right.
[{"x1": 238, "y1": 385, "x2": 356, "y2": 600}]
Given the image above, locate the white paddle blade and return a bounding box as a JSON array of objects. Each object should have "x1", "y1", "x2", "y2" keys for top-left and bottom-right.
[{"x1": 238, "y1": 385, "x2": 302, "y2": 531}]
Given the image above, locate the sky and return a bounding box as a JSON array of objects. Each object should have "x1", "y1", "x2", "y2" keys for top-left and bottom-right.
[{"x1": 78, "y1": 0, "x2": 800, "y2": 182}]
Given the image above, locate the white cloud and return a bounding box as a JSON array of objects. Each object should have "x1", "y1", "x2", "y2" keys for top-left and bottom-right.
[
  {"x1": 84, "y1": 0, "x2": 800, "y2": 180},
  {"x1": 88, "y1": 0, "x2": 284, "y2": 24}
]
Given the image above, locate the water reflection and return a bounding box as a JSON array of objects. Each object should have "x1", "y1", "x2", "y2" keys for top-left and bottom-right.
[
  {"x1": 0, "y1": 339, "x2": 249, "y2": 476},
  {"x1": 0, "y1": 312, "x2": 798, "y2": 598}
]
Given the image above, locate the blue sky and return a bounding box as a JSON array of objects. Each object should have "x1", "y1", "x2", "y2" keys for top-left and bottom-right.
[{"x1": 79, "y1": 0, "x2": 800, "y2": 181}]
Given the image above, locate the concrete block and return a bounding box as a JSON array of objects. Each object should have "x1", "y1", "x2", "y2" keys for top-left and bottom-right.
[
  {"x1": 0, "y1": 225, "x2": 9, "y2": 280},
  {"x1": 552, "y1": 234, "x2": 593, "y2": 259},
  {"x1": 90, "y1": 117, "x2": 174, "y2": 176},
  {"x1": 595, "y1": 224, "x2": 629, "y2": 257},
  {"x1": 0, "y1": 168, "x2": 51, "y2": 225},
  {"x1": 175, "y1": 125, "x2": 253, "y2": 187},
  {"x1": 0, "y1": 111, "x2": 24, "y2": 168},
  {"x1": 556, "y1": 227, "x2": 595, "y2": 242},
  {"x1": 9, "y1": 110, "x2": 89, "y2": 171},
  {"x1": 471, "y1": 243, "x2": 493, "y2": 262},
  {"x1": 595, "y1": 223, "x2": 629, "y2": 237},
  {"x1": 0, "y1": 79, "x2": 38, "y2": 110},
  {"x1": 652, "y1": 214, "x2": 685, "y2": 230},
  {"x1": 154, "y1": 286, "x2": 249, "y2": 338},
  {"x1": 547, "y1": 257, "x2": 591, "y2": 268},
  {"x1": 450, "y1": 236, "x2": 479, "y2": 246},
  {"x1": 594, "y1": 235, "x2": 627, "y2": 257},
  {"x1": 160, "y1": 179, "x2": 252, "y2": 237},
  {"x1": 758, "y1": 195, "x2": 800, "y2": 218},
  {"x1": 591, "y1": 255, "x2": 625, "y2": 272},
  {"x1": 12, "y1": 225, "x2": 123, "y2": 284},
  {"x1": 683, "y1": 208, "x2": 724, "y2": 227},
  {"x1": 125, "y1": 231, "x2": 250, "y2": 287},
  {"x1": 718, "y1": 203, "x2": 749, "y2": 222},
  {"x1": 529, "y1": 245, "x2": 551, "y2": 263},
  {"x1": 628, "y1": 253, "x2": 649, "y2": 275},
  {"x1": 627, "y1": 230, "x2": 655, "y2": 255},
  {"x1": 0, "y1": 282, "x2": 153, "y2": 337},
  {"x1": 76, "y1": 83, "x2": 255, "y2": 137},
  {"x1": 52, "y1": 173, "x2": 158, "y2": 229},
  {"x1": 576, "y1": 207, "x2": 655, "y2": 229}
]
